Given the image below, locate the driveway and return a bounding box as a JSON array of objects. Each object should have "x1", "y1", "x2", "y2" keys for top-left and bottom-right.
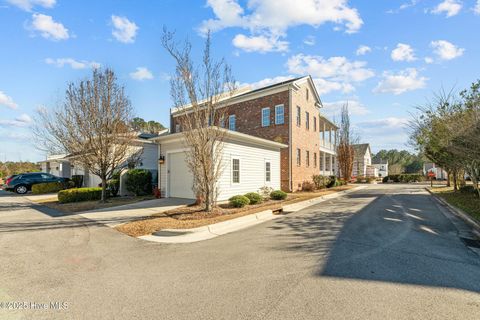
[{"x1": 0, "y1": 185, "x2": 479, "y2": 319}]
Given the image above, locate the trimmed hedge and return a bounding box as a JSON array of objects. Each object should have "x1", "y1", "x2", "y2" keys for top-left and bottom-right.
[
  {"x1": 32, "y1": 181, "x2": 65, "y2": 194},
  {"x1": 270, "y1": 190, "x2": 287, "y2": 200},
  {"x1": 383, "y1": 174, "x2": 424, "y2": 183},
  {"x1": 244, "y1": 192, "x2": 262, "y2": 205},
  {"x1": 126, "y1": 169, "x2": 152, "y2": 196},
  {"x1": 459, "y1": 185, "x2": 477, "y2": 195},
  {"x1": 58, "y1": 187, "x2": 102, "y2": 203},
  {"x1": 229, "y1": 195, "x2": 250, "y2": 208}
]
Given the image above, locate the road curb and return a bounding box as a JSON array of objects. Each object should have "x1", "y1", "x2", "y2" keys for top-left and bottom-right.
[
  {"x1": 138, "y1": 185, "x2": 366, "y2": 244},
  {"x1": 425, "y1": 188, "x2": 480, "y2": 238}
]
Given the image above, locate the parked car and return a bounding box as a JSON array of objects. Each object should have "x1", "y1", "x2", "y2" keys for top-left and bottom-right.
[{"x1": 4, "y1": 172, "x2": 68, "y2": 194}]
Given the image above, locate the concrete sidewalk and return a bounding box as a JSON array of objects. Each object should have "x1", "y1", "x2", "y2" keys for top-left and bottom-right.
[{"x1": 79, "y1": 197, "x2": 194, "y2": 227}]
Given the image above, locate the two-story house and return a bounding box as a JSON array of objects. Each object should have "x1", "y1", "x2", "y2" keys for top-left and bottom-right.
[{"x1": 170, "y1": 76, "x2": 338, "y2": 192}]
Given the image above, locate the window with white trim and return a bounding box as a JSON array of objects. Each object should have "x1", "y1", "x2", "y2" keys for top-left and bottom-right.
[
  {"x1": 314, "y1": 152, "x2": 317, "y2": 168},
  {"x1": 219, "y1": 116, "x2": 225, "y2": 128},
  {"x1": 296, "y1": 106, "x2": 301, "y2": 126},
  {"x1": 296, "y1": 148, "x2": 301, "y2": 166},
  {"x1": 275, "y1": 105, "x2": 284, "y2": 125},
  {"x1": 306, "y1": 150, "x2": 310, "y2": 167},
  {"x1": 313, "y1": 116, "x2": 317, "y2": 131},
  {"x1": 229, "y1": 115, "x2": 236, "y2": 131},
  {"x1": 305, "y1": 111, "x2": 310, "y2": 130},
  {"x1": 232, "y1": 158, "x2": 240, "y2": 183},
  {"x1": 265, "y1": 161, "x2": 271, "y2": 182},
  {"x1": 262, "y1": 107, "x2": 270, "y2": 127}
]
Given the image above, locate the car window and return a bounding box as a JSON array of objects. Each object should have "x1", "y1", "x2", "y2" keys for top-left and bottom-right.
[{"x1": 41, "y1": 174, "x2": 52, "y2": 180}]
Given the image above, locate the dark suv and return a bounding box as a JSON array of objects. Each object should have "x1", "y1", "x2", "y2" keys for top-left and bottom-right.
[{"x1": 4, "y1": 172, "x2": 68, "y2": 194}]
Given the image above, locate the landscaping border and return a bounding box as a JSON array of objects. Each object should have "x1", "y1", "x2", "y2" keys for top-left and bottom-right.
[
  {"x1": 426, "y1": 188, "x2": 480, "y2": 238},
  {"x1": 138, "y1": 185, "x2": 366, "y2": 243}
]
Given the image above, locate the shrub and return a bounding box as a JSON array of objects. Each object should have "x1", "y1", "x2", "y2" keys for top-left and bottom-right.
[
  {"x1": 258, "y1": 186, "x2": 274, "y2": 199},
  {"x1": 125, "y1": 169, "x2": 152, "y2": 196},
  {"x1": 270, "y1": 190, "x2": 287, "y2": 200},
  {"x1": 327, "y1": 175, "x2": 337, "y2": 188},
  {"x1": 108, "y1": 171, "x2": 121, "y2": 197},
  {"x1": 32, "y1": 181, "x2": 65, "y2": 194},
  {"x1": 383, "y1": 174, "x2": 424, "y2": 183},
  {"x1": 301, "y1": 181, "x2": 315, "y2": 192},
  {"x1": 71, "y1": 175, "x2": 84, "y2": 188},
  {"x1": 382, "y1": 176, "x2": 389, "y2": 183},
  {"x1": 244, "y1": 192, "x2": 263, "y2": 205},
  {"x1": 229, "y1": 195, "x2": 250, "y2": 208},
  {"x1": 58, "y1": 187, "x2": 102, "y2": 203},
  {"x1": 312, "y1": 175, "x2": 329, "y2": 189},
  {"x1": 367, "y1": 177, "x2": 376, "y2": 184},
  {"x1": 459, "y1": 185, "x2": 476, "y2": 194}
]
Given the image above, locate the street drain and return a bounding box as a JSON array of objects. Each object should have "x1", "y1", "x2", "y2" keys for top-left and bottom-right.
[{"x1": 460, "y1": 237, "x2": 480, "y2": 248}]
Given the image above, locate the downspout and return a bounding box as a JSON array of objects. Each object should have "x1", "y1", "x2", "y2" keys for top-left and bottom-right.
[
  {"x1": 158, "y1": 142, "x2": 162, "y2": 197},
  {"x1": 288, "y1": 85, "x2": 293, "y2": 192}
]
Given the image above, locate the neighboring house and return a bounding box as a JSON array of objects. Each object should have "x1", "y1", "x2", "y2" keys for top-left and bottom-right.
[
  {"x1": 39, "y1": 132, "x2": 161, "y2": 194},
  {"x1": 372, "y1": 160, "x2": 389, "y2": 178},
  {"x1": 170, "y1": 76, "x2": 338, "y2": 192},
  {"x1": 152, "y1": 128, "x2": 287, "y2": 200},
  {"x1": 352, "y1": 144, "x2": 374, "y2": 178},
  {"x1": 423, "y1": 162, "x2": 448, "y2": 180}
]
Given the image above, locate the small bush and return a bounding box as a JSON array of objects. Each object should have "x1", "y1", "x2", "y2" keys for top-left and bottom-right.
[
  {"x1": 382, "y1": 176, "x2": 389, "y2": 183},
  {"x1": 258, "y1": 186, "x2": 274, "y2": 199},
  {"x1": 367, "y1": 177, "x2": 376, "y2": 184},
  {"x1": 58, "y1": 187, "x2": 102, "y2": 203},
  {"x1": 108, "y1": 171, "x2": 121, "y2": 197},
  {"x1": 244, "y1": 192, "x2": 263, "y2": 205},
  {"x1": 229, "y1": 195, "x2": 250, "y2": 208},
  {"x1": 383, "y1": 174, "x2": 424, "y2": 183},
  {"x1": 301, "y1": 181, "x2": 315, "y2": 192},
  {"x1": 125, "y1": 169, "x2": 152, "y2": 196},
  {"x1": 32, "y1": 182, "x2": 65, "y2": 194},
  {"x1": 312, "y1": 175, "x2": 329, "y2": 189},
  {"x1": 270, "y1": 190, "x2": 287, "y2": 200},
  {"x1": 71, "y1": 175, "x2": 84, "y2": 188},
  {"x1": 327, "y1": 175, "x2": 337, "y2": 188},
  {"x1": 459, "y1": 185, "x2": 476, "y2": 194}
]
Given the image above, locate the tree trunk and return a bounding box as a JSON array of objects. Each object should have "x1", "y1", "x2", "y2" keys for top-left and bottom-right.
[
  {"x1": 446, "y1": 171, "x2": 451, "y2": 187},
  {"x1": 101, "y1": 176, "x2": 108, "y2": 203},
  {"x1": 453, "y1": 170, "x2": 458, "y2": 192}
]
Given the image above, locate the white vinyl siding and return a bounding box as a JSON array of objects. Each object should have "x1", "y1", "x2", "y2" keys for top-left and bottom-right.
[
  {"x1": 275, "y1": 104, "x2": 284, "y2": 125},
  {"x1": 261, "y1": 107, "x2": 270, "y2": 127}
]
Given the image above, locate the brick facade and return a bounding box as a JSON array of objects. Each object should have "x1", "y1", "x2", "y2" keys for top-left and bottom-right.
[{"x1": 171, "y1": 78, "x2": 323, "y2": 192}]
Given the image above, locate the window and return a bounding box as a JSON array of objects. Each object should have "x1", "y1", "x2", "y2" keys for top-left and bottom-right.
[
  {"x1": 265, "y1": 161, "x2": 271, "y2": 182},
  {"x1": 262, "y1": 107, "x2": 270, "y2": 127},
  {"x1": 175, "y1": 123, "x2": 181, "y2": 133},
  {"x1": 305, "y1": 111, "x2": 310, "y2": 130},
  {"x1": 306, "y1": 151, "x2": 310, "y2": 167},
  {"x1": 219, "y1": 116, "x2": 225, "y2": 128},
  {"x1": 232, "y1": 158, "x2": 240, "y2": 183},
  {"x1": 275, "y1": 105, "x2": 284, "y2": 125},
  {"x1": 296, "y1": 106, "x2": 301, "y2": 126},
  {"x1": 229, "y1": 115, "x2": 236, "y2": 131},
  {"x1": 314, "y1": 152, "x2": 317, "y2": 168},
  {"x1": 296, "y1": 148, "x2": 301, "y2": 166},
  {"x1": 306, "y1": 88, "x2": 309, "y2": 101},
  {"x1": 313, "y1": 116, "x2": 317, "y2": 131}
]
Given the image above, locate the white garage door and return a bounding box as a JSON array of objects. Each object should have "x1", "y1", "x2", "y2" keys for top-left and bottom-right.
[{"x1": 168, "y1": 152, "x2": 195, "y2": 199}]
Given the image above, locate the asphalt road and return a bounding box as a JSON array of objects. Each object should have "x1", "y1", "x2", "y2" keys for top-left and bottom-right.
[{"x1": 0, "y1": 184, "x2": 479, "y2": 320}]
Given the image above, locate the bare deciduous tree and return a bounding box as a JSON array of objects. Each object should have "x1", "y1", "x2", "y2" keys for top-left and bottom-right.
[
  {"x1": 35, "y1": 68, "x2": 141, "y2": 201},
  {"x1": 162, "y1": 29, "x2": 236, "y2": 212},
  {"x1": 336, "y1": 104, "x2": 355, "y2": 181}
]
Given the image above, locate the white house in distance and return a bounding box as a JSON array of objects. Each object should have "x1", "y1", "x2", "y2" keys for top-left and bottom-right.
[
  {"x1": 423, "y1": 162, "x2": 448, "y2": 180},
  {"x1": 39, "y1": 154, "x2": 71, "y2": 178},
  {"x1": 372, "y1": 160, "x2": 389, "y2": 178},
  {"x1": 352, "y1": 143, "x2": 376, "y2": 178},
  {"x1": 151, "y1": 128, "x2": 287, "y2": 200}
]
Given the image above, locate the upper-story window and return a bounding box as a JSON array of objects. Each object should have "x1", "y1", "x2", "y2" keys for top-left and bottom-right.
[
  {"x1": 219, "y1": 115, "x2": 226, "y2": 128},
  {"x1": 305, "y1": 111, "x2": 310, "y2": 130},
  {"x1": 314, "y1": 152, "x2": 317, "y2": 167},
  {"x1": 306, "y1": 150, "x2": 310, "y2": 167},
  {"x1": 296, "y1": 106, "x2": 301, "y2": 126},
  {"x1": 261, "y1": 107, "x2": 270, "y2": 127},
  {"x1": 313, "y1": 116, "x2": 317, "y2": 131},
  {"x1": 229, "y1": 114, "x2": 236, "y2": 131},
  {"x1": 306, "y1": 88, "x2": 309, "y2": 101},
  {"x1": 296, "y1": 148, "x2": 301, "y2": 166},
  {"x1": 275, "y1": 105, "x2": 284, "y2": 125},
  {"x1": 175, "y1": 123, "x2": 181, "y2": 133}
]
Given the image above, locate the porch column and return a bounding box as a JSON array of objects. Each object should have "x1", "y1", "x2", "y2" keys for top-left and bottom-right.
[
  {"x1": 322, "y1": 151, "x2": 326, "y2": 176},
  {"x1": 322, "y1": 121, "x2": 326, "y2": 146},
  {"x1": 329, "y1": 154, "x2": 333, "y2": 175}
]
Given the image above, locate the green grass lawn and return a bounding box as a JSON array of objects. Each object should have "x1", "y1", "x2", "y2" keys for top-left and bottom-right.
[{"x1": 430, "y1": 187, "x2": 480, "y2": 222}]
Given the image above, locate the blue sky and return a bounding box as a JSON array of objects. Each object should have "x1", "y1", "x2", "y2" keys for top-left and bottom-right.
[{"x1": 1, "y1": 0, "x2": 479, "y2": 162}]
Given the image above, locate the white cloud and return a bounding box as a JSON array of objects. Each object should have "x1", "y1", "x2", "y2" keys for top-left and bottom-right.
[
  {"x1": 355, "y1": 117, "x2": 410, "y2": 150},
  {"x1": 322, "y1": 100, "x2": 370, "y2": 117},
  {"x1": 391, "y1": 43, "x2": 417, "y2": 62},
  {"x1": 0, "y1": 91, "x2": 18, "y2": 109},
  {"x1": 287, "y1": 54, "x2": 374, "y2": 95},
  {"x1": 356, "y1": 45, "x2": 371, "y2": 56},
  {"x1": 374, "y1": 68, "x2": 427, "y2": 95},
  {"x1": 200, "y1": 0, "x2": 363, "y2": 35},
  {"x1": 387, "y1": 0, "x2": 419, "y2": 13},
  {"x1": 0, "y1": 113, "x2": 32, "y2": 127},
  {"x1": 431, "y1": 0, "x2": 462, "y2": 17},
  {"x1": 129, "y1": 67, "x2": 154, "y2": 81},
  {"x1": 356, "y1": 117, "x2": 409, "y2": 129},
  {"x1": 430, "y1": 40, "x2": 465, "y2": 60},
  {"x1": 245, "y1": 75, "x2": 296, "y2": 89},
  {"x1": 424, "y1": 57, "x2": 434, "y2": 64},
  {"x1": 45, "y1": 58, "x2": 100, "y2": 69},
  {"x1": 111, "y1": 15, "x2": 138, "y2": 44},
  {"x1": 6, "y1": 0, "x2": 55, "y2": 11},
  {"x1": 303, "y1": 35, "x2": 316, "y2": 46},
  {"x1": 30, "y1": 13, "x2": 69, "y2": 41},
  {"x1": 232, "y1": 34, "x2": 288, "y2": 53},
  {"x1": 475, "y1": 1, "x2": 480, "y2": 14}
]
